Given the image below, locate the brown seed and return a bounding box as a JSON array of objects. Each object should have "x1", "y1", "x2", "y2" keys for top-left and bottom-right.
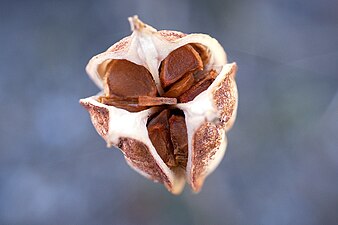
[
  {"x1": 178, "y1": 76, "x2": 214, "y2": 103},
  {"x1": 138, "y1": 96, "x2": 177, "y2": 106},
  {"x1": 98, "y1": 95, "x2": 147, "y2": 112},
  {"x1": 162, "y1": 72, "x2": 195, "y2": 98},
  {"x1": 191, "y1": 43, "x2": 210, "y2": 67},
  {"x1": 106, "y1": 59, "x2": 157, "y2": 98},
  {"x1": 147, "y1": 109, "x2": 176, "y2": 167},
  {"x1": 169, "y1": 114, "x2": 188, "y2": 168},
  {"x1": 160, "y1": 45, "x2": 203, "y2": 88},
  {"x1": 194, "y1": 69, "x2": 217, "y2": 83},
  {"x1": 99, "y1": 95, "x2": 177, "y2": 111}
]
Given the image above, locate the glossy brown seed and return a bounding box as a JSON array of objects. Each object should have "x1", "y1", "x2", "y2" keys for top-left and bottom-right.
[
  {"x1": 160, "y1": 45, "x2": 203, "y2": 88},
  {"x1": 178, "y1": 76, "x2": 214, "y2": 103},
  {"x1": 162, "y1": 72, "x2": 195, "y2": 98},
  {"x1": 99, "y1": 95, "x2": 177, "y2": 112},
  {"x1": 138, "y1": 96, "x2": 177, "y2": 106},
  {"x1": 191, "y1": 43, "x2": 210, "y2": 67},
  {"x1": 98, "y1": 95, "x2": 147, "y2": 112},
  {"x1": 169, "y1": 114, "x2": 188, "y2": 168},
  {"x1": 194, "y1": 69, "x2": 217, "y2": 83},
  {"x1": 147, "y1": 109, "x2": 176, "y2": 167},
  {"x1": 106, "y1": 59, "x2": 157, "y2": 98}
]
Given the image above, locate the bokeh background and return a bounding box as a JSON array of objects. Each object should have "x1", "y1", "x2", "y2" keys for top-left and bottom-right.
[{"x1": 1, "y1": 0, "x2": 338, "y2": 224}]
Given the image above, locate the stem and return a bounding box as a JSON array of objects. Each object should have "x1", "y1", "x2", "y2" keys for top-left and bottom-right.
[{"x1": 128, "y1": 15, "x2": 145, "y2": 32}]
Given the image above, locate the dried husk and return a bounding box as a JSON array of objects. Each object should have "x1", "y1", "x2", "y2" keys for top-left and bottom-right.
[{"x1": 80, "y1": 16, "x2": 238, "y2": 194}]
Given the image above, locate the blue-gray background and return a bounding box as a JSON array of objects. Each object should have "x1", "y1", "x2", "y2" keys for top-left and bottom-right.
[{"x1": 1, "y1": 0, "x2": 338, "y2": 224}]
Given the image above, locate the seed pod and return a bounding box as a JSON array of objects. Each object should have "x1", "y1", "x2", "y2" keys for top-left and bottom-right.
[{"x1": 80, "y1": 16, "x2": 238, "y2": 194}]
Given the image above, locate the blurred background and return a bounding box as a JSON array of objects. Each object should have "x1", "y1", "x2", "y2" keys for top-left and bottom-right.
[{"x1": 1, "y1": 0, "x2": 338, "y2": 224}]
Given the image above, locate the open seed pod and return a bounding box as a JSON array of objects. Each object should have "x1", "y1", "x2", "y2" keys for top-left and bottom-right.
[{"x1": 80, "y1": 16, "x2": 238, "y2": 194}]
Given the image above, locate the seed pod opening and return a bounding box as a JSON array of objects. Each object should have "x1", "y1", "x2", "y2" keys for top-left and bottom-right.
[{"x1": 80, "y1": 15, "x2": 238, "y2": 194}]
